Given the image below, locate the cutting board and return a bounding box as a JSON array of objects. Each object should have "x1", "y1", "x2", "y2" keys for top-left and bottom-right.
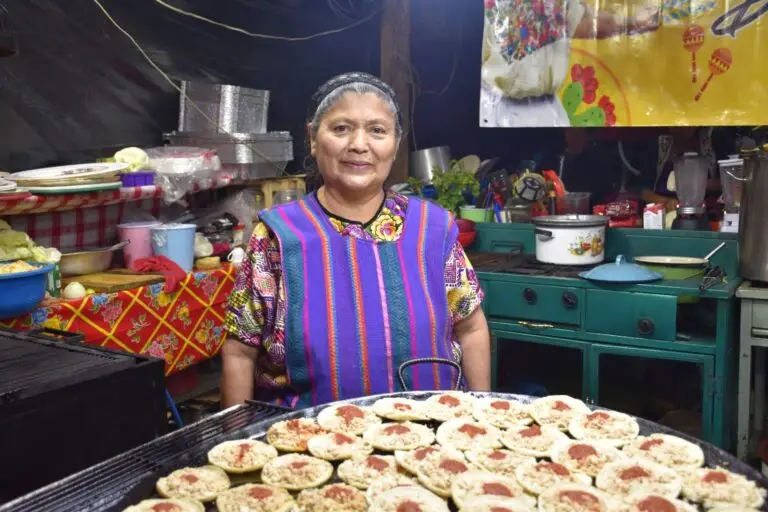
[{"x1": 62, "y1": 271, "x2": 165, "y2": 293}]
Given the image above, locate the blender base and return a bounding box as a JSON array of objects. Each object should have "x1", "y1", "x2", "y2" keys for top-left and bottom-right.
[{"x1": 672, "y1": 215, "x2": 710, "y2": 231}]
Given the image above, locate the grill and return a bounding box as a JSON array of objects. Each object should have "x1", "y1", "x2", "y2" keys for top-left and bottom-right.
[
  {"x1": 0, "y1": 328, "x2": 166, "y2": 503},
  {"x1": 468, "y1": 251, "x2": 598, "y2": 278},
  {"x1": 3, "y1": 392, "x2": 767, "y2": 512},
  {"x1": 0, "y1": 401, "x2": 289, "y2": 512}
]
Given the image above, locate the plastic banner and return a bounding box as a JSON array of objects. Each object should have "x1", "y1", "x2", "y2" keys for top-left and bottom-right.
[{"x1": 480, "y1": 0, "x2": 768, "y2": 127}]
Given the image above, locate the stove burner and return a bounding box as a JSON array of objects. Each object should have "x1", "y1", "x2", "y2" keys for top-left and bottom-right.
[{"x1": 468, "y1": 252, "x2": 598, "y2": 278}]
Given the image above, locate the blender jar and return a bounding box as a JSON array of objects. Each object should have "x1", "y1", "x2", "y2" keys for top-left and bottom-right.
[
  {"x1": 718, "y1": 155, "x2": 744, "y2": 212},
  {"x1": 673, "y1": 152, "x2": 709, "y2": 209}
]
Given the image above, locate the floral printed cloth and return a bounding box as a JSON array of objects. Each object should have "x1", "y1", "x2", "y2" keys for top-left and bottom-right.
[{"x1": 225, "y1": 191, "x2": 484, "y2": 390}]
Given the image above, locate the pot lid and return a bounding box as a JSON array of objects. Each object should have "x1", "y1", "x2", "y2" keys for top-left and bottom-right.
[
  {"x1": 532, "y1": 214, "x2": 608, "y2": 228},
  {"x1": 579, "y1": 255, "x2": 663, "y2": 283}
]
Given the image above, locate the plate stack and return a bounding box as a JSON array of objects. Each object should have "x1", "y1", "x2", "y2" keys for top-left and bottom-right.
[
  {"x1": 8, "y1": 163, "x2": 126, "y2": 195},
  {"x1": 166, "y1": 81, "x2": 293, "y2": 180}
]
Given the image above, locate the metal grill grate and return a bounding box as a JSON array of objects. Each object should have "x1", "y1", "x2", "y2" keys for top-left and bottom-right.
[
  {"x1": 468, "y1": 251, "x2": 597, "y2": 278},
  {"x1": 0, "y1": 401, "x2": 290, "y2": 512}
]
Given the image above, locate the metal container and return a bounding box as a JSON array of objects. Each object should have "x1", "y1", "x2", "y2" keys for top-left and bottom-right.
[
  {"x1": 409, "y1": 146, "x2": 451, "y2": 183},
  {"x1": 165, "y1": 131, "x2": 293, "y2": 166},
  {"x1": 739, "y1": 147, "x2": 768, "y2": 281},
  {"x1": 59, "y1": 241, "x2": 128, "y2": 277},
  {"x1": 178, "y1": 81, "x2": 270, "y2": 134},
  {"x1": 556, "y1": 191, "x2": 592, "y2": 214},
  {"x1": 531, "y1": 214, "x2": 609, "y2": 265}
]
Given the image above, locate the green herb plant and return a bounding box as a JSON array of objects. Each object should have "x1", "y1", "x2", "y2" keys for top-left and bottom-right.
[
  {"x1": 406, "y1": 177, "x2": 424, "y2": 197},
  {"x1": 431, "y1": 161, "x2": 480, "y2": 213}
]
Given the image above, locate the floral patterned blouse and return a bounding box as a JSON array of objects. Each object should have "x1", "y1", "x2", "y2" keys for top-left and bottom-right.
[{"x1": 224, "y1": 191, "x2": 484, "y2": 390}]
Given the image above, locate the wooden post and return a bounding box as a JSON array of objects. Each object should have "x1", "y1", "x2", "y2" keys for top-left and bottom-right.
[{"x1": 380, "y1": 0, "x2": 411, "y2": 185}]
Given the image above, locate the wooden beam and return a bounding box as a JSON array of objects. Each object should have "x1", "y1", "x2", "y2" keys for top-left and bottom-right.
[{"x1": 380, "y1": 0, "x2": 411, "y2": 185}]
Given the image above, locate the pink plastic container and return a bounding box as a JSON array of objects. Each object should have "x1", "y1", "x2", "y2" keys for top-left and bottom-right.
[{"x1": 118, "y1": 221, "x2": 160, "y2": 267}]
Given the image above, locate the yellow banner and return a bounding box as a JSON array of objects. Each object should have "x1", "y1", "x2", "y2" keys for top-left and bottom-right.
[{"x1": 480, "y1": 0, "x2": 768, "y2": 127}]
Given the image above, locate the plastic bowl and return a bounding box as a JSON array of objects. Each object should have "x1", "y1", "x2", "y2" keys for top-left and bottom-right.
[
  {"x1": 458, "y1": 231, "x2": 477, "y2": 248},
  {"x1": 0, "y1": 261, "x2": 54, "y2": 319},
  {"x1": 455, "y1": 218, "x2": 476, "y2": 233}
]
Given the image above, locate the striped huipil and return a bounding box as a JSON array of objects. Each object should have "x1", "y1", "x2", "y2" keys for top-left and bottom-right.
[{"x1": 258, "y1": 193, "x2": 459, "y2": 408}]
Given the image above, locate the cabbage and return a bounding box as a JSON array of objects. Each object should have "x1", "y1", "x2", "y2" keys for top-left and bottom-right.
[{"x1": 0, "y1": 226, "x2": 59, "y2": 262}]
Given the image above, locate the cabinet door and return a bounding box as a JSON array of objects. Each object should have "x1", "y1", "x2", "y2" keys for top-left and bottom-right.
[
  {"x1": 587, "y1": 343, "x2": 716, "y2": 446},
  {"x1": 490, "y1": 325, "x2": 590, "y2": 401}
]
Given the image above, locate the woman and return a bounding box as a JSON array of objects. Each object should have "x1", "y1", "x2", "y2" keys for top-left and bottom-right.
[{"x1": 222, "y1": 72, "x2": 491, "y2": 409}]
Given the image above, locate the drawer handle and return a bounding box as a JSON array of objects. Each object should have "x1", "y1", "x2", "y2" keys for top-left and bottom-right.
[
  {"x1": 517, "y1": 320, "x2": 554, "y2": 329},
  {"x1": 562, "y1": 291, "x2": 578, "y2": 309},
  {"x1": 637, "y1": 318, "x2": 655, "y2": 335},
  {"x1": 523, "y1": 288, "x2": 537, "y2": 304}
]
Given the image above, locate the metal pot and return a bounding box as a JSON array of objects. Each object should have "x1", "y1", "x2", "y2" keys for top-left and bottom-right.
[
  {"x1": 740, "y1": 147, "x2": 768, "y2": 281},
  {"x1": 409, "y1": 146, "x2": 451, "y2": 183},
  {"x1": 59, "y1": 241, "x2": 128, "y2": 277},
  {"x1": 531, "y1": 215, "x2": 609, "y2": 265}
]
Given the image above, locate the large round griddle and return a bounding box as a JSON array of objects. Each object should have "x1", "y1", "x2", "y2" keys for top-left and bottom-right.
[{"x1": 237, "y1": 391, "x2": 768, "y2": 511}]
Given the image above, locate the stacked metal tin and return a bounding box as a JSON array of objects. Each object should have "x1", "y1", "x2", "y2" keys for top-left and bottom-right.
[{"x1": 166, "y1": 81, "x2": 293, "y2": 179}]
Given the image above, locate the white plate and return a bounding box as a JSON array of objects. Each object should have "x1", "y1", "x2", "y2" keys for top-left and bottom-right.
[
  {"x1": 26, "y1": 182, "x2": 122, "y2": 195},
  {"x1": 10, "y1": 163, "x2": 128, "y2": 182},
  {"x1": 0, "y1": 179, "x2": 17, "y2": 192},
  {"x1": 634, "y1": 256, "x2": 707, "y2": 266}
]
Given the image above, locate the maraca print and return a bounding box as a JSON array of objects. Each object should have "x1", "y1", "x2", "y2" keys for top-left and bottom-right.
[
  {"x1": 695, "y1": 48, "x2": 732, "y2": 102},
  {"x1": 683, "y1": 25, "x2": 705, "y2": 82}
]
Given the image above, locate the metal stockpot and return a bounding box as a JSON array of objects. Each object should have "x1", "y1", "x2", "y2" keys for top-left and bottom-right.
[{"x1": 739, "y1": 146, "x2": 768, "y2": 281}]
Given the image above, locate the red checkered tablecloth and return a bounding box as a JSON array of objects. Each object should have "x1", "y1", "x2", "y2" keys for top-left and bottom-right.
[
  {"x1": 0, "y1": 265, "x2": 237, "y2": 375},
  {"x1": 2, "y1": 175, "x2": 240, "y2": 251}
]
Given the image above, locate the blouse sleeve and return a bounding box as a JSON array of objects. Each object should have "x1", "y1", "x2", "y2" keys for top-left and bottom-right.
[
  {"x1": 224, "y1": 221, "x2": 281, "y2": 347},
  {"x1": 445, "y1": 239, "x2": 485, "y2": 323}
]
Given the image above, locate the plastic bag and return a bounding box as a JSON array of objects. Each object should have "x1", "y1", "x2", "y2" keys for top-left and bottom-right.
[{"x1": 145, "y1": 146, "x2": 222, "y2": 204}]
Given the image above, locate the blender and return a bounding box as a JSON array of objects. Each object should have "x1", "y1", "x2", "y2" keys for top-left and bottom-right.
[
  {"x1": 672, "y1": 152, "x2": 710, "y2": 230},
  {"x1": 718, "y1": 155, "x2": 743, "y2": 233}
]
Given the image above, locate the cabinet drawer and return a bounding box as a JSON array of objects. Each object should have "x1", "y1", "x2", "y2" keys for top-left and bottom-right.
[
  {"x1": 585, "y1": 290, "x2": 677, "y2": 341},
  {"x1": 485, "y1": 281, "x2": 584, "y2": 326},
  {"x1": 752, "y1": 301, "x2": 768, "y2": 331}
]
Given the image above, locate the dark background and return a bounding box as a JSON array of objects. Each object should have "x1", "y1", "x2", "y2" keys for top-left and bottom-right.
[{"x1": 1, "y1": 0, "x2": 566, "y2": 173}]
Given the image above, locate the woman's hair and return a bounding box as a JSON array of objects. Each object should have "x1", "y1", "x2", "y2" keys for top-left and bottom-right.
[{"x1": 304, "y1": 72, "x2": 402, "y2": 189}]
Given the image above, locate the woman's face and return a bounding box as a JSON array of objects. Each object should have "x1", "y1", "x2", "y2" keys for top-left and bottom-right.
[{"x1": 310, "y1": 92, "x2": 398, "y2": 195}]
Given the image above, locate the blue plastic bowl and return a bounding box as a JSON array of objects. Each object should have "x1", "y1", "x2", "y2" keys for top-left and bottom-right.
[{"x1": 0, "y1": 261, "x2": 54, "y2": 319}]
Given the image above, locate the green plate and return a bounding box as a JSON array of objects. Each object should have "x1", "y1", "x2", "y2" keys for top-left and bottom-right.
[{"x1": 28, "y1": 182, "x2": 122, "y2": 195}]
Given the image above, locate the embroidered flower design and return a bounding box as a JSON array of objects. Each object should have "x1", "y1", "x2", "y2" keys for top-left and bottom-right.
[
  {"x1": 329, "y1": 217, "x2": 345, "y2": 233},
  {"x1": 570, "y1": 64, "x2": 599, "y2": 104},
  {"x1": 370, "y1": 214, "x2": 402, "y2": 241},
  {"x1": 598, "y1": 95, "x2": 617, "y2": 126}
]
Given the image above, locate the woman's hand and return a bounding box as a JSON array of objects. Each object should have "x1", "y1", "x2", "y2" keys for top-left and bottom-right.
[
  {"x1": 220, "y1": 338, "x2": 259, "y2": 409},
  {"x1": 454, "y1": 308, "x2": 492, "y2": 392}
]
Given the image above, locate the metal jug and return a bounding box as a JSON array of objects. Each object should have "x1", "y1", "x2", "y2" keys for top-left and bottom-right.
[{"x1": 739, "y1": 146, "x2": 768, "y2": 281}]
